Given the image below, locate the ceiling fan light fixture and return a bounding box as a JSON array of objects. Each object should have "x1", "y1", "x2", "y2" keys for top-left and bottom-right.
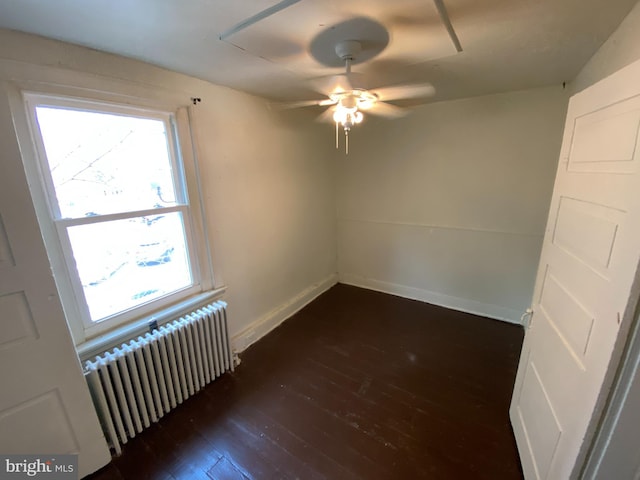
[
  {"x1": 333, "y1": 103, "x2": 364, "y2": 155},
  {"x1": 299, "y1": 38, "x2": 433, "y2": 154},
  {"x1": 333, "y1": 105, "x2": 363, "y2": 126}
]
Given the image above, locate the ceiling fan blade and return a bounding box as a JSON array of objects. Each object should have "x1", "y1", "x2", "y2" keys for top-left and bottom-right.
[
  {"x1": 433, "y1": 0, "x2": 463, "y2": 52},
  {"x1": 316, "y1": 106, "x2": 336, "y2": 123},
  {"x1": 367, "y1": 101, "x2": 408, "y2": 119},
  {"x1": 275, "y1": 99, "x2": 328, "y2": 110},
  {"x1": 310, "y1": 73, "x2": 353, "y2": 96},
  {"x1": 310, "y1": 70, "x2": 368, "y2": 96},
  {"x1": 372, "y1": 83, "x2": 436, "y2": 102}
]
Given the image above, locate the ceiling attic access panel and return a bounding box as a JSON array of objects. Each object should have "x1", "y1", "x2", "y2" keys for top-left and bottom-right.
[{"x1": 217, "y1": 0, "x2": 461, "y2": 86}]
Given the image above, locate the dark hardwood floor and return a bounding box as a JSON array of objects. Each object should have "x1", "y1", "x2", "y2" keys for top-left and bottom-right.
[{"x1": 86, "y1": 284, "x2": 525, "y2": 479}]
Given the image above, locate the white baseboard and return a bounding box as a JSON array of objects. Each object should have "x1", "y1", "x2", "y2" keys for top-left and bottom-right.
[
  {"x1": 232, "y1": 273, "x2": 339, "y2": 353},
  {"x1": 339, "y1": 273, "x2": 523, "y2": 325}
]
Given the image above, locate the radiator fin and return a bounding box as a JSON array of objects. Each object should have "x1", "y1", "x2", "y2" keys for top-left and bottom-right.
[{"x1": 85, "y1": 300, "x2": 233, "y2": 455}]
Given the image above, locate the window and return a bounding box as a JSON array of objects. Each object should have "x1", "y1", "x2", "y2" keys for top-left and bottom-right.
[{"x1": 24, "y1": 93, "x2": 211, "y2": 341}]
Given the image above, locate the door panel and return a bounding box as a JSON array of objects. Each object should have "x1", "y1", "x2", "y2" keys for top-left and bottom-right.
[
  {"x1": 516, "y1": 360, "x2": 562, "y2": 480},
  {"x1": 0, "y1": 290, "x2": 38, "y2": 348},
  {"x1": 511, "y1": 58, "x2": 640, "y2": 480},
  {"x1": 538, "y1": 268, "x2": 594, "y2": 361},
  {"x1": 568, "y1": 97, "x2": 640, "y2": 173},
  {"x1": 0, "y1": 215, "x2": 14, "y2": 269},
  {"x1": 0, "y1": 390, "x2": 79, "y2": 454},
  {"x1": 552, "y1": 197, "x2": 621, "y2": 273},
  {"x1": 0, "y1": 83, "x2": 110, "y2": 476}
]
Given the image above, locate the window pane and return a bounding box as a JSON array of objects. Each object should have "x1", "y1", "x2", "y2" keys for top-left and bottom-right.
[
  {"x1": 67, "y1": 212, "x2": 193, "y2": 322},
  {"x1": 35, "y1": 106, "x2": 179, "y2": 218}
]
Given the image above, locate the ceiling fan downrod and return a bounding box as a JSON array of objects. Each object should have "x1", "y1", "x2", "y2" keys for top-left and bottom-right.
[{"x1": 333, "y1": 41, "x2": 363, "y2": 154}]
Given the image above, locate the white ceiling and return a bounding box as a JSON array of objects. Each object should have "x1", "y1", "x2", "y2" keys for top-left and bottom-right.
[{"x1": 0, "y1": 0, "x2": 637, "y2": 105}]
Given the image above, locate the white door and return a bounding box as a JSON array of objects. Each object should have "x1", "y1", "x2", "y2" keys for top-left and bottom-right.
[
  {"x1": 0, "y1": 85, "x2": 110, "y2": 476},
  {"x1": 510, "y1": 59, "x2": 640, "y2": 479}
]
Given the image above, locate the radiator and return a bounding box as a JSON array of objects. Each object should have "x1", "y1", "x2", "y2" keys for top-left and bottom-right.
[{"x1": 84, "y1": 301, "x2": 234, "y2": 455}]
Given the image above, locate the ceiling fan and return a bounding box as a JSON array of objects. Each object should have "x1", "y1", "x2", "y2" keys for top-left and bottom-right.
[{"x1": 284, "y1": 39, "x2": 436, "y2": 154}]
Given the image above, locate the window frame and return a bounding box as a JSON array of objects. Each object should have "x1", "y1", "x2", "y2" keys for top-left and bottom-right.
[{"x1": 19, "y1": 89, "x2": 214, "y2": 343}]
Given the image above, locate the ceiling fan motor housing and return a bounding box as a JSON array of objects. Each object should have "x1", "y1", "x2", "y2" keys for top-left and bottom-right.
[{"x1": 335, "y1": 40, "x2": 362, "y2": 61}]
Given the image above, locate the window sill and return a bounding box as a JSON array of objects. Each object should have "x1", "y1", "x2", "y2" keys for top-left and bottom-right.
[{"x1": 76, "y1": 286, "x2": 227, "y2": 363}]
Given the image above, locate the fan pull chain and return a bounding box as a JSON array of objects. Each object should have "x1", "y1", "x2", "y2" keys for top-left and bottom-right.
[
  {"x1": 335, "y1": 121, "x2": 339, "y2": 149},
  {"x1": 345, "y1": 128, "x2": 349, "y2": 155}
]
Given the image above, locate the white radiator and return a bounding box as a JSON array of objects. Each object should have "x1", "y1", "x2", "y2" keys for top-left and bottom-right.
[{"x1": 84, "y1": 301, "x2": 234, "y2": 454}]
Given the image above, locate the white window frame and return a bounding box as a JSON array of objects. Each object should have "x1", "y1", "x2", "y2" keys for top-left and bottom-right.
[{"x1": 13, "y1": 85, "x2": 215, "y2": 346}]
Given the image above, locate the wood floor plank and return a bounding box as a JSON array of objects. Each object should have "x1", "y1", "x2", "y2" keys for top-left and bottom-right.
[
  {"x1": 143, "y1": 412, "x2": 222, "y2": 480},
  {"x1": 85, "y1": 284, "x2": 524, "y2": 479}
]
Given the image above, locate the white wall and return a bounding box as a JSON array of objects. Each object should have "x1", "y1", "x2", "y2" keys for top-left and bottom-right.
[
  {"x1": 0, "y1": 29, "x2": 338, "y2": 351},
  {"x1": 571, "y1": 0, "x2": 640, "y2": 94},
  {"x1": 337, "y1": 86, "x2": 568, "y2": 322},
  {"x1": 192, "y1": 97, "x2": 338, "y2": 349}
]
